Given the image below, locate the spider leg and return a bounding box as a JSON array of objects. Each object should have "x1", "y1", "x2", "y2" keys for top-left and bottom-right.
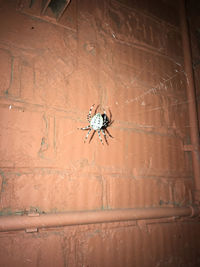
[
  {"x1": 87, "y1": 104, "x2": 95, "y2": 122},
  {"x1": 97, "y1": 130, "x2": 104, "y2": 145},
  {"x1": 108, "y1": 120, "x2": 114, "y2": 127},
  {"x1": 84, "y1": 128, "x2": 92, "y2": 143},
  {"x1": 94, "y1": 104, "x2": 100, "y2": 115},
  {"x1": 109, "y1": 109, "x2": 112, "y2": 121},
  {"x1": 105, "y1": 128, "x2": 114, "y2": 138},
  {"x1": 101, "y1": 129, "x2": 108, "y2": 145},
  {"x1": 107, "y1": 109, "x2": 114, "y2": 126},
  {"x1": 79, "y1": 125, "x2": 90, "y2": 130},
  {"x1": 89, "y1": 130, "x2": 96, "y2": 143}
]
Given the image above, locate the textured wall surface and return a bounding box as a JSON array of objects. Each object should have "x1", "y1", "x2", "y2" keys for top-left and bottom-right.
[
  {"x1": 188, "y1": 0, "x2": 200, "y2": 129},
  {"x1": 0, "y1": 0, "x2": 200, "y2": 266}
]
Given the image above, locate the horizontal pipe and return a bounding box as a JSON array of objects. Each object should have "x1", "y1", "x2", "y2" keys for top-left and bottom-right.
[{"x1": 0, "y1": 206, "x2": 199, "y2": 232}]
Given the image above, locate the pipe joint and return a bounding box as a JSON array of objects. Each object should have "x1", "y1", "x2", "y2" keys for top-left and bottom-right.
[
  {"x1": 183, "y1": 144, "x2": 200, "y2": 152},
  {"x1": 189, "y1": 205, "x2": 200, "y2": 217}
]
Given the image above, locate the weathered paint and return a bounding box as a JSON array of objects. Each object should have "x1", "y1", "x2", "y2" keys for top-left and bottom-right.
[{"x1": 0, "y1": 0, "x2": 200, "y2": 266}]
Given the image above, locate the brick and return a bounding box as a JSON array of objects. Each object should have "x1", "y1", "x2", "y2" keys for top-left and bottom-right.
[
  {"x1": 104, "y1": 42, "x2": 186, "y2": 127},
  {"x1": 78, "y1": 0, "x2": 104, "y2": 15},
  {"x1": 94, "y1": 128, "x2": 191, "y2": 177},
  {"x1": 0, "y1": 5, "x2": 71, "y2": 54},
  {"x1": 108, "y1": 84, "x2": 164, "y2": 126},
  {"x1": 78, "y1": 18, "x2": 97, "y2": 61},
  {"x1": 104, "y1": 176, "x2": 173, "y2": 209},
  {"x1": 66, "y1": 67, "x2": 100, "y2": 112},
  {"x1": 0, "y1": 232, "x2": 65, "y2": 267},
  {"x1": 124, "y1": 131, "x2": 191, "y2": 178},
  {"x1": 0, "y1": 8, "x2": 77, "y2": 107},
  {"x1": 7, "y1": 56, "x2": 21, "y2": 98},
  {"x1": 0, "y1": 170, "x2": 102, "y2": 213},
  {"x1": 78, "y1": 225, "x2": 145, "y2": 267},
  {"x1": 0, "y1": 107, "x2": 44, "y2": 167},
  {"x1": 173, "y1": 180, "x2": 193, "y2": 206},
  {"x1": 20, "y1": 57, "x2": 35, "y2": 101},
  {"x1": 0, "y1": 48, "x2": 12, "y2": 96},
  {"x1": 55, "y1": 116, "x2": 97, "y2": 169},
  {"x1": 94, "y1": 127, "x2": 126, "y2": 172},
  {"x1": 106, "y1": 41, "x2": 184, "y2": 90},
  {"x1": 105, "y1": 1, "x2": 182, "y2": 59},
  {"x1": 37, "y1": 115, "x2": 56, "y2": 161},
  {"x1": 0, "y1": 1, "x2": 199, "y2": 267},
  {"x1": 34, "y1": 50, "x2": 76, "y2": 108}
]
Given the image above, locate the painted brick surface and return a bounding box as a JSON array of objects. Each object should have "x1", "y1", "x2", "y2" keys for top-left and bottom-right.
[
  {"x1": 0, "y1": 107, "x2": 44, "y2": 167},
  {"x1": 0, "y1": 0, "x2": 200, "y2": 266},
  {"x1": 0, "y1": 170, "x2": 103, "y2": 213},
  {"x1": 0, "y1": 221, "x2": 199, "y2": 267}
]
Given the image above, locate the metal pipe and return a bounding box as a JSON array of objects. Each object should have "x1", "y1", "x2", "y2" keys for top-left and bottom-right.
[
  {"x1": 0, "y1": 206, "x2": 199, "y2": 232},
  {"x1": 179, "y1": 0, "x2": 200, "y2": 203}
]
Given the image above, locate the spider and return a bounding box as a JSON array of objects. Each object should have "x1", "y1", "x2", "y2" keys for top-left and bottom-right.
[{"x1": 79, "y1": 104, "x2": 113, "y2": 145}]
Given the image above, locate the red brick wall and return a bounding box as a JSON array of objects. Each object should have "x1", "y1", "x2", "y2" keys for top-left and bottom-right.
[{"x1": 0, "y1": 0, "x2": 200, "y2": 266}]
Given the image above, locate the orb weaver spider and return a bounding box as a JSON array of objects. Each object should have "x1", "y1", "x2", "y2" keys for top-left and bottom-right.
[{"x1": 79, "y1": 104, "x2": 113, "y2": 145}]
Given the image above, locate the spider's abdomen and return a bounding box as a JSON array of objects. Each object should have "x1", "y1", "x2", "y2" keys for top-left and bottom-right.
[{"x1": 90, "y1": 113, "x2": 103, "y2": 130}]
